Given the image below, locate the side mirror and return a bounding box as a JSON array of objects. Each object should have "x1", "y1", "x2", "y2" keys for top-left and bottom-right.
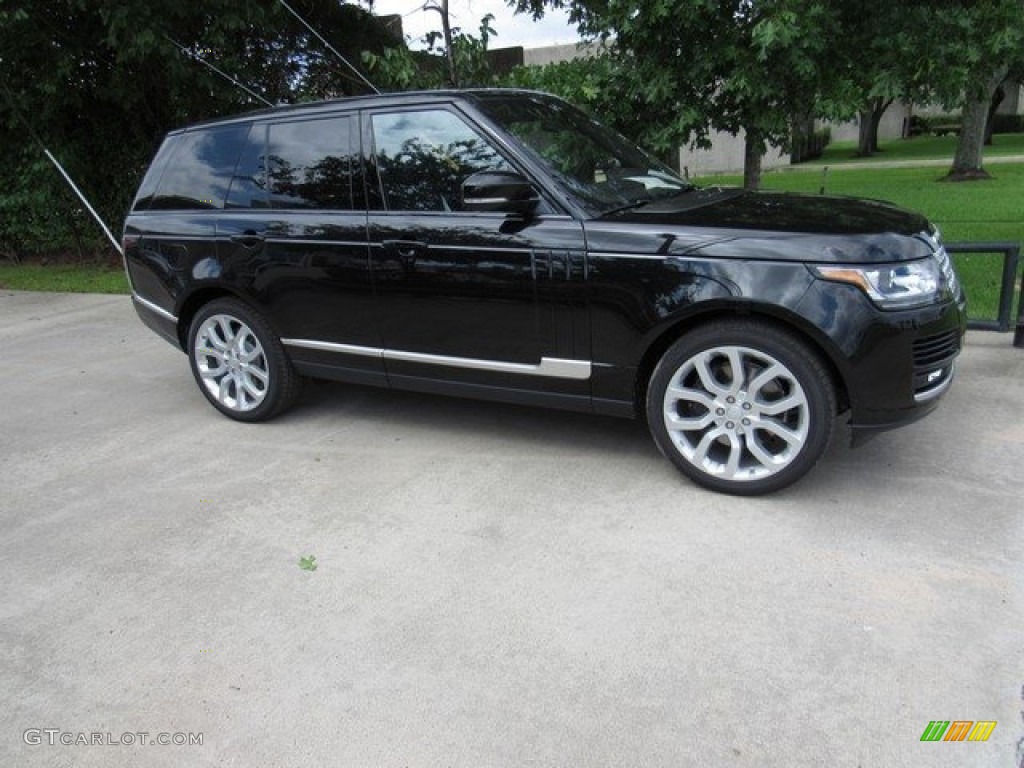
[{"x1": 461, "y1": 170, "x2": 540, "y2": 215}]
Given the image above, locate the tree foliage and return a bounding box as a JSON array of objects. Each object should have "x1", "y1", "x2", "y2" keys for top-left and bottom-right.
[
  {"x1": 0, "y1": 0, "x2": 396, "y2": 260},
  {"x1": 510, "y1": 0, "x2": 843, "y2": 188},
  {"x1": 503, "y1": 53, "x2": 646, "y2": 138},
  {"x1": 819, "y1": 1, "x2": 933, "y2": 156},
  {"x1": 362, "y1": 13, "x2": 497, "y2": 90},
  {"x1": 510, "y1": 0, "x2": 1024, "y2": 186},
  {"x1": 921, "y1": 0, "x2": 1024, "y2": 179}
]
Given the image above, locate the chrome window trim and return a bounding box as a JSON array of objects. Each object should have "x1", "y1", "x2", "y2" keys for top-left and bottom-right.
[
  {"x1": 367, "y1": 242, "x2": 530, "y2": 255},
  {"x1": 133, "y1": 293, "x2": 178, "y2": 323},
  {"x1": 281, "y1": 338, "x2": 591, "y2": 380},
  {"x1": 259, "y1": 238, "x2": 367, "y2": 248},
  {"x1": 370, "y1": 211, "x2": 575, "y2": 222},
  {"x1": 590, "y1": 252, "x2": 668, "y2": 261},
  {"x1": 121, "y1": 233, "x2": 215, "y2": 241}
]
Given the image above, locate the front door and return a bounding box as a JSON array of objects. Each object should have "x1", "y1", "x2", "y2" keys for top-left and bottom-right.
[{"x1": 364, "y1": 106, "x2": 590, "y2": 401}]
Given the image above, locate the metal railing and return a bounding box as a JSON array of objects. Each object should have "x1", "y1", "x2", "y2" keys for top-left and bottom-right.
[{"x1": 946, "y1": 241, "x2": 1023, "y2": 348}]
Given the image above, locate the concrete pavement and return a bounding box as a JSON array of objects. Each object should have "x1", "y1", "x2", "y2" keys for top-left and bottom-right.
[{"x1": 1, "y1": 290, "x2": 1022, "y2": 767}]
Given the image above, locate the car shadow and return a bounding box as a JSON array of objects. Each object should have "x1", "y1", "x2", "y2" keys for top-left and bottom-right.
[{"x1": 287, "y1": 378, "x2": 660, "y2": 462}]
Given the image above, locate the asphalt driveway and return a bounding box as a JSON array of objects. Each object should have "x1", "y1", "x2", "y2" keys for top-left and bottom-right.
[{"x1": 1, "y1": 290, "x2": 1022, "y2": 767}]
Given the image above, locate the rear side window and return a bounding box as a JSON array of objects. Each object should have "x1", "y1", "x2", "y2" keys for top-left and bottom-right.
[
  {"x1": 147, "y1": 124, "x2": 250, "y2": 211},
  {"x1": 266, "y1": 115, "x2": 357, "y2": 210},
  {"x1": 131, "y1": 137, "x2": 178, "y2": 212}
]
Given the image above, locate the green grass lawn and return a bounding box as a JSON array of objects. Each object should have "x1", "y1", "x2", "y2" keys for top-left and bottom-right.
[
  {"x1": 809, "y1": 132, "x2": 1024, "y2": 165},
  {"x1": 0, "y1": 263, "x2": 129, "y2": 294},
  {"x1": 705, "y1": 162, "x2": 1024, "y2": 322}
]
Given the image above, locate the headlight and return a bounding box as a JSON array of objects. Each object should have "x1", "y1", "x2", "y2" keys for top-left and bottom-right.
[
  {"x1": 814, "y1": 258, "x2": 941, "y2": 309},
  {"x1": 933, "y1": 246, "x2": 960, "y2": 298}
]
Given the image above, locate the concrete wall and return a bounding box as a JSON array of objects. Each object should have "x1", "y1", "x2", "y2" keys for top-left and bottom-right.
[
  {"x1": 912, "y1": 77, "x2": 1024, "y2": 118},
  {"x1": 522, "y1": 42, "x2": 602, "y2": 67},
  {"x1": 997, "y1": 83, "x2": 1022, "y2": 115},
  {"x1": 678, "y1": 131, "x2": 789, "y2": 177},
  {"x1": 827, "y1": 102, "x2": 913, "y2": 143}
]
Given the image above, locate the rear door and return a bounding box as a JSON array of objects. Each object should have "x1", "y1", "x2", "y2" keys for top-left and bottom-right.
[{"x1": 216, "y1": 112, "x2": 384, "y2": 385}]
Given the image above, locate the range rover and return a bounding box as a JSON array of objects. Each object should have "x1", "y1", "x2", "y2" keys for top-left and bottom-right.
[{"x1": 123, "y1": 89, "x2": 966, "y2": 494}]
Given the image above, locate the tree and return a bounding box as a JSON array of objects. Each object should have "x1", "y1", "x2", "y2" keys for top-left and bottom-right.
[
  {"x1": 920, "y1": 1, "x2": 1024, "y2": 181},
  {"x1": 502, "y1": 53, "x2": 654, "y2": 144},
  {"x1": 362, "y1": 12, "x2": 497, "y2": 90},
  {"x1": 823, "y1": 1, "x2": 933, "y2": 157},
  {"x1": 510, "y1": 0, "x2": 841, "y2": 189},
  {"x1": 0, "y1": 0, "x2": 395, "y2": 260},
  {"x1": 424, "y1": 0, "x2": 458, "y2": 87}
]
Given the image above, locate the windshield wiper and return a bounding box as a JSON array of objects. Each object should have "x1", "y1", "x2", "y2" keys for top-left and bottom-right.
[
  {"x1": 601, "y1": 186, "x2": 697, "y2": 217},
  {"x1": 601, "y1": 199, "x2": 655, "y2": 216}
]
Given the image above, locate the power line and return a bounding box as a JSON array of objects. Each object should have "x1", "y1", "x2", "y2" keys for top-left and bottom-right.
[
  {"x1": 0, "y1": 81, "x2": 123, "y2": 256},
  {"x1": 164, "y1": 36, "x2": 275, "y2": 108},
  {"x1": 43, "y1": 149, "x2": 123, "y2": 256},
  {"x1": 277, "y1": 0, "x2": 380, "y2": 95}
]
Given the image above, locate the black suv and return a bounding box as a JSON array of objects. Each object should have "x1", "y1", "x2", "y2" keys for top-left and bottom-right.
[{"x1": 123, "y1": 89, "x2": 966, "y2": 494}]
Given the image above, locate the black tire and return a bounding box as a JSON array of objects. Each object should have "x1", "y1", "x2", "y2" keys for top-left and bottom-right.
[
  {"x1": 646, "y1": 320, "x2": 836, "y2": 495},
  {"x1": 187, "y1": 298, "x2": 303, "y2": 422}
]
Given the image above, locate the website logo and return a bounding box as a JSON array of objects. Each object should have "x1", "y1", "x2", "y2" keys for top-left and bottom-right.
[{"x1": 920, "y1": 721, "x2": 996, "y2": 742}]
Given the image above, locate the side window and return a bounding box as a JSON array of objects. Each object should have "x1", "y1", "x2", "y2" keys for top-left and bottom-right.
[
  {"x1": 148, "y1": 124, "x2": 249, "y2": 210},
  {"x1": 265, "y1": 116, "x2": 356, "y2": 210},
  {"x1": 226, "y1": 124, "x2": 268, "y2": 209},
  {"x1": 371, "y1": 109, "x2": 510, "y2": 212},
  {"x1": 132, "y1": 136, "x2": 179, "y2": 212}
]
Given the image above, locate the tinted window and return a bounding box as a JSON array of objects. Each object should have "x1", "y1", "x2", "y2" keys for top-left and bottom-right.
[
  {"x1": 132, "y1": 137, "x2": 178, "y2": 212},
  {"x1": 148, "y1": 124, "x2": 249, "y2": 210},
  {"x1": 372, "y1": 110, "x2": 510, "y2": 212},
  {"x1": 226, "y1": 124, "x2": 268, "y2": 209},
  {"x1": 266, "y1": 116, "x2": 356, "y2": 210},
  {"x1": 475, "y1": 94, "x2": 690, "y2": 217}
]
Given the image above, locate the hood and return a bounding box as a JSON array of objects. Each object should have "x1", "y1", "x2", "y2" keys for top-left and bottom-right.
[
  {"x1": 598, "y1": 188, "x2": 936, "y2": 264},
  {"x1": 609, "y1": 188, "x2": 931, "y2": 235}
]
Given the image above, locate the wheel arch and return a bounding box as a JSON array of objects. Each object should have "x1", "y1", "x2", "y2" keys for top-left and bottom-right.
[
  {"x1": 634, "y1": 303, "x2": 851, "y2": 420},
  {"x1": 175, "y1": 287, "x2": 244, "y2": 351}
]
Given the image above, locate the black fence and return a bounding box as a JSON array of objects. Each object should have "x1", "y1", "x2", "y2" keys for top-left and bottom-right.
[{"x1": 946, "y1": 241, "x2": 1023, "y2": 348}]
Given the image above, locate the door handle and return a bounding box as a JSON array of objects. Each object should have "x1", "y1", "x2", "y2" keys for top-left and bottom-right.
[
  {"x1": 229, "y1": 232, "x2": 265, "y2": 248},
  {"x1": 382, "y1": 239, "x2": 426, "y2": 266}
]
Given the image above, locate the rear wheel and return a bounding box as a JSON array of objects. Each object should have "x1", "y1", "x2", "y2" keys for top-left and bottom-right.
[
  {"x1": 188, "y1": 298, "x2": 302, "y2": 422},
  {"x1": 646, "y1": 320, "x2": 836, "y2": 495}
]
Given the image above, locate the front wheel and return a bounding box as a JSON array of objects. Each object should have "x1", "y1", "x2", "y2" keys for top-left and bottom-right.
[
  {"x1": 646, "y1": 321, "x2": 836, "y2": 495},
  {"x1": 188, "y1": 298, "x2": 302, "y2": 422}
]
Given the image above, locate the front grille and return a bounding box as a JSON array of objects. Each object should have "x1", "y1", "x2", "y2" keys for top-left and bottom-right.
[{"x1": 913, "y1": 329, "x2": 960, "y2": 369}]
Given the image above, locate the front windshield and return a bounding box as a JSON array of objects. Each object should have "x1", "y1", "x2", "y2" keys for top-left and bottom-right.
[{"x1": 474, "y1": 93, "x2": 692, "y2": 217}]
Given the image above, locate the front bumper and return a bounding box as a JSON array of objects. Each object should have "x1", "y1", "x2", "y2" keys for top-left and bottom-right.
[
  {"x1": 796, "y1": 281, "x2": 967, "y2": 445},
  {"x1": 848, "y1": 306, "x2": 964, "y2": 445}
]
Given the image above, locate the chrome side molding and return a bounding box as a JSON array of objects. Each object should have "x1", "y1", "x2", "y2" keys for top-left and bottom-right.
[
  {"x1": 281, "y1": 338, "x2": 592, "y2": 380},
  {"x1": 132, "y1": 293, "x2": 178, "y2": 323}
]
